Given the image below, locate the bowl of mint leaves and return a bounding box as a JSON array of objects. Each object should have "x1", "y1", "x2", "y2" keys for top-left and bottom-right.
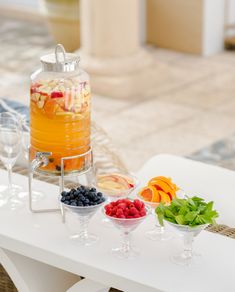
[{"x1": 156, "y1": 196, "x2": 219, "y2": 227}]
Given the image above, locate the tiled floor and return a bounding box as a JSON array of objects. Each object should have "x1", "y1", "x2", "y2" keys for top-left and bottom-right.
[{"x1": 1, "y1": 16, "x2": 235, "y2": 172}]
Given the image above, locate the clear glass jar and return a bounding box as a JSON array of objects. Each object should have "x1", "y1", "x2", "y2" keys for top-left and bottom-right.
[{"x1": 29, "y1": 45, "x2": 91, "y2": 175}]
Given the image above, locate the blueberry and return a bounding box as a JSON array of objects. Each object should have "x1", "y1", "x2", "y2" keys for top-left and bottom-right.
[
  {"x1": 71, "y1": 202, "x2": 77, "y2": 206},
  {"x1": 101, "y1": 197, "x2": 105, "y2": 202},
  {"x1": 84, "y1": 199, "x2": 90, "y2": 204},
  {"x1": 70, "y1": 194, "x2": 75, "y2": 200},
  {"x1": 77, "y1": 201, "x2": 83, "y2": 206},
  {"x1": 61, "y1": 197, "x2": 66, "y2": 202},
  {"x1": 61, "y1": 191, "x2": 67, "y2": 197},
  {"x1": 80, "y1": 196, "x2": 86, "y2": 202},
  {"x1": 64, "y1": 200, "x2": 70, "y2": 205},
  {"x1": 56, "y1": 165, "x2": 61, "y2": 171},
  {"x1": 97, "y1": 192, "x2": 102, "y2": 197},
  {"x1": 84, "y1": 203, "x2": 89, "y2": 206},
  {"x1": 49, "y1": 157, "x2": 54, "y2": 163},
  {"x1": 90, "y1": 187, "x2": 96, "y2": 192}
]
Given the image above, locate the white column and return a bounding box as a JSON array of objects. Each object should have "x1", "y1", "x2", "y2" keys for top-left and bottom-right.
[{"x1": 79, "y1": 0, "x2": 152, "y2": 98}]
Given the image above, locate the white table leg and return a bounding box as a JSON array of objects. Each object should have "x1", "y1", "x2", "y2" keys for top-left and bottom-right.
[
  {"x1": 0, "y1": 248, "x2": 80, "y2": 292},
  {"x1": 67, "y1": 278, "x2": 110, "y2": 292}
]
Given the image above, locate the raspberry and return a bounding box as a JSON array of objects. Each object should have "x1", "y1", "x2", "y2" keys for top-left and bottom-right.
[
  {"x1": 129, "y1": 207, "x2": 138, "y2": 216},
  {"x1": 116, "y1": 209, "x2": 124, "y2": 216},
  {"x1": 106, "y1": 209, "x2": 112, "y2": 216},
  {"x1": 133, "y1": 199, "x2": 143, "y2": 211},
  {"x1": 140, "y1": 210, "x2": 146, "y2": 216},
  {"x1": 105, "y1": 204, "x2": 111, "y2": 211},
  {"x1": 117, "y1": 214, "x2": 125, "y2": 219},
  {"x1": 133, "y1": 214, "x2": 141, "y2": 218},
  {"x1": 117, "y1": 203, "x2": 127, "y2": 209},
  {"x1": 124, "y1": 209, "x2": 129, "y2": 217}
]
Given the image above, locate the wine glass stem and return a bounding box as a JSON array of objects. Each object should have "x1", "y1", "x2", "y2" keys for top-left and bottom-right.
[
  {"x1": 183, "y1": 233, "x2": 194, "y2": 259},
  {"x1": 80, "y1": 216, "x2": 89, "y2": 239},
  {"x1": 154, "y1": 214, "x2": 164, "y2": 233},
  {"x1": 7, "y1": 166, "x2": 13, "y2": 191},
  {"x1": 121, "y1": 231, "x2": 131, "y2": 253}
]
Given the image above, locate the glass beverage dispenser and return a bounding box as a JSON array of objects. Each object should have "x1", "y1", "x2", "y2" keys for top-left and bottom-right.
[
  {"x1": 30, "y1": 45, "x2": 91, "y2": 176},
  {"x1": 28, "y1": 45, "x2": 92, "y2": 214}
]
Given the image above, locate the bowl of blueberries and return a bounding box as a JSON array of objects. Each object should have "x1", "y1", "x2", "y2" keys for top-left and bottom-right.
[
  {"x1": 61, "y1": 185, "x2": 106, "y2": 216},
  {"x1": 60, "y1": 185, "x2": 106, "y2": 245}
]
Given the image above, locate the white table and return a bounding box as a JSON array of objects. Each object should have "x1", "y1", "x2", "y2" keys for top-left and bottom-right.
[{"x1": 0, "y1": 154, "x2": 235, "y2": 292}]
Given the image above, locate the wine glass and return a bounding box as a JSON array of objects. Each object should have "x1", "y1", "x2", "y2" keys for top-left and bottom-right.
[
  {"x1": 103, "y1": 206, "x2": 150, "y2": 259},
  {"x1": 0, "y1": 112, "x2": 23, "y2": 209},
  {"x1": 18, "y1": 119, "x2": 44, "y2": 202},
  {"x1": 166, "y1": 220, "x2": 208, "y2": 266},
  {"x1": 62, "y1": 199, "x2": 106, "y2": 246},
  {"x1": 137, "y1": 195, "x2": 173, "y2": 241}
]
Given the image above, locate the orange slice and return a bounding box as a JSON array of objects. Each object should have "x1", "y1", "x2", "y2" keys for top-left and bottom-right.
[
  {"x1": 44, "y1": 100, "x2": 59, "y2": 118},
  {"x1": 156, "y1": 176, "x2": 179, "y2": 191},
  {"x1": 149, "y1": 179, "x2": 175, "y2": 197},
  {"x1": 158, "y1": 191, "x2": 171, "y2": 204},
  {"x1": 139, "y1": 185, "x2": 160, "y2": 203}
]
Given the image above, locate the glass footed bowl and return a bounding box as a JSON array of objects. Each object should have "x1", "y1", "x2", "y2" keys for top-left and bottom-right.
[
  {"x1": 165, "y1": 220, "x2": 209, "y2": 266},
  {"x1": 137, "y1": 194, "x2": 173, "y2": 241},
  {"x1": 62, "y1": 198, "x2": 106, "y2": 246},
  {"x1": 103, "y1": 205, "x2": 150, "y2": 259}
]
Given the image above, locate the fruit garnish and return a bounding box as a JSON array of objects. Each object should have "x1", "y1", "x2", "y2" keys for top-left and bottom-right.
[
  {"x1": 156, "y1": 196, "x2": 219, "y2": 226},
  {"x1": 51, "y1": 91, "x2": 64, "y2": 98},
  {"x1": 139, "y1": 185, "x2": 160, "y2": 203},
  {"x1": 44, "y1": 99, "x2": 59, "y2": 117},
  {"x1": 61, "y1": 186, "x2": 105, "y2": 207},
  {"x1": 97, "y1": 173, "x2": 135, "y2": 192},
  {"x1": 139, "y1": 176, "x2": 179, "y2": 204},
  {"x1": 105, "y1": 199, "x2": 146, "y2": 219}
]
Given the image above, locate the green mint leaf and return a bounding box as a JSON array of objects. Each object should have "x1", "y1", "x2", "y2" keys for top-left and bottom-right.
[{"x1": 175, "y1": 215, "x2": 185, "y2": 225}]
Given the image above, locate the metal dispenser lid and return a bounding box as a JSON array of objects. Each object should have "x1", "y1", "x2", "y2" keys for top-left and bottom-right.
[{"x1": 40, "y1": 44, "x2": 80, "y2": 72}]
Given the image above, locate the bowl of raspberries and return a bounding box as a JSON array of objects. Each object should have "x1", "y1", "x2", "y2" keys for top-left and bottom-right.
[
  {"x1": 103, "y1": 198, "x2": 150, "y2": 258},
  {"x1": 104, "y1": 198, "x2": 149, "y2": 230}
]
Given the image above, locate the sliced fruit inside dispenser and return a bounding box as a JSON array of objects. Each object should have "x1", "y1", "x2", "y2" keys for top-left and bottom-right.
[{"x1": 30, "y1": 79, "x2": 91, "y2": 174}]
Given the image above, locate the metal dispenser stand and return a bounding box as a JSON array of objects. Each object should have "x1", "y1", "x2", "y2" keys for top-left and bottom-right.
[{"x1": 28, "y1": 148, "x2": 94, "y2": 222}]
